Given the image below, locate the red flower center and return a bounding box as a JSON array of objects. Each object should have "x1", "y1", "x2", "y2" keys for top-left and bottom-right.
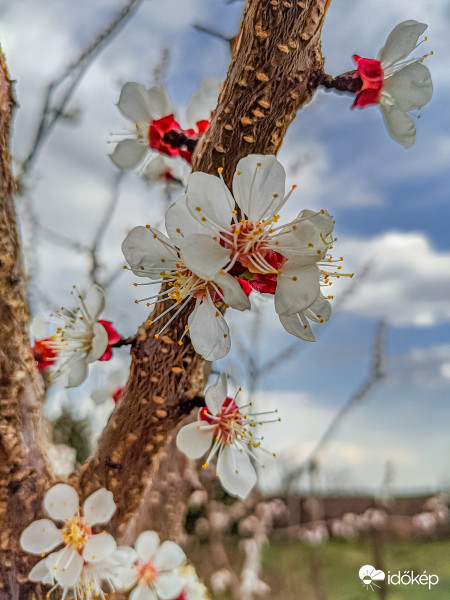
[
  {"x1": 352, "y1": 55, "x2": 384, "y2": 108},
  {"x1": 200, "y1": 397, "x2": 243, "y2": 443},
  {"x1": 149, "y1": 115, "x2": 183, "y2": 157}
]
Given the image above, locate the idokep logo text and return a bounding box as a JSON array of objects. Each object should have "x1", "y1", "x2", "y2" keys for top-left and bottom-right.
[{"x1": 359, "y1": 564, "x2": 439, "y2": 591}]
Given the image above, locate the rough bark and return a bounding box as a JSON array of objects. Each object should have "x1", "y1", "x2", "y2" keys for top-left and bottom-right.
[{"x1": 0, "y1": 49, "x2": 53, "y2": 599}]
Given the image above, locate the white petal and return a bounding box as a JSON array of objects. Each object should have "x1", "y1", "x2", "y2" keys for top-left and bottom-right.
[
  {"x1": 384, "y1": 62, "x2": 433, "y2": 112},
  {"x1": 217, "y1": 445, "x2": 257, "y2": 499},
  {"x1": 205, "y1": 372, "x2": 228, "y2": 414},
  {"x1": 154, "y1": 572, "x2": 184, "y2": 600},
  {"x1": 111, "y1": 565, "x2": 138, "y2": 590},
  {"x1": 176, "y1": 422, "x2": 213, "y2": 459},
  {"x1": 154, "y1": 541, "x2": 186, "y2": 570},
  {"x1": 165, "y1": 194, "x2": 209, "y2": 245},
  {"x1": 298, "y1": 209, "x2": 334, "y2": 237},
  {"x1": 232, "y1": 155, "x2": 285, "y2": 222},
  {"x1": 130, "y1": 585, "x2": 157, "y2": 600},
  {"x1": 305, "y1": 295, "x2": 332, "y2": 323},
  {"x1": 378, "y1": 20, "x2": 427, "y2": 68},
  {"x1": 44, "y1": 484, "x2": 79, "y2": 522},
  {"x1": 274, "y1": 264, "x2": 320, "y2": 316},
  {"x1": 50, "y1": 545, "x2": 83, "y2": 586},
  {"x1": 20, "y1": 519, "x2": 62, "y2": 554},
  {"x1": 84, "y1": 284, "x2": 105, "y2": 320},
  {"x1": 186, "y1": 172, "x2": 234, "y2": 232},
  {"x1": 146, "y1": 86, "x2": 174, "y2": 119},
  {"x1": 118, "y1": 82, "x2": 152, "y2": 123},
  {"x1": 135, "y1": 531, "x2": 160, "y2": 562},
  {"x1": 66, "y1": 358, "x2": 88, "y2": 388},
  {"x1": 379, "y1": 104, "x2": 416, "y2": 148},
  {"x1": 188, "y1": 299, "x2": 231, "y2": 361},
  {"x1": 83, "y1": 533, "x2": 117, "y2": 563},
  {"x1": 214, "y1": 273, "x2": 251, "y2": 311},
  {"x1": 30, "y1": 315, "x2": 48, "y2": 339},
  {"x1": 179, "y1": 234, "x2": 230, "y2": 280},
  {"x1": 186, "y1": 77, "x2": 220, "y2": 126},
  {"x1": 276, "y1": 217, "x2": 329, "y2": 265},
  {"x1": 86, "y1": 321, "x2": 109, "y2": 363},
  {"x1": 279, "y1": 312, "x2": 316, "y2": 342},
  {"x1": 29, "y1": 558, "x2": 53, "y2": 583},
  {"x1": 83, "y1": 488, "x2": 116, "y2": 525},
  {"x1": 122, "y1": 226, "x2": 179, "y2": 279},
  {"x1": 110, "y1": 139, "x2": 147, "y2": 169}
]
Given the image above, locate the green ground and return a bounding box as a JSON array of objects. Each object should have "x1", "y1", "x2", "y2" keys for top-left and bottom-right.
[{"x1": 214, "y1": 538, "x2": 450, "y2": 600}]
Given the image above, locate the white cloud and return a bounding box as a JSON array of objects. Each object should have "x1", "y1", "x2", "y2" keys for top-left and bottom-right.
[
  {"x1": 389, "y1": 344, "x2": 450, "y2": 389},
  {"x1": 336, "y1": 231, "x2": 450, "y2": 326}
]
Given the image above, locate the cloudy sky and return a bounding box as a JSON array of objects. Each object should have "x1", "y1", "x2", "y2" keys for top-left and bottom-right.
[{"x1": 1, "y1": 0, "x2": 450, "y2": 494}]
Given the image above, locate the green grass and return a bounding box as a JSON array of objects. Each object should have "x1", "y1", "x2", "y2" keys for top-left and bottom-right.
[{"x1": 213, "y1": 538, "x2": 450, "y2": 599}]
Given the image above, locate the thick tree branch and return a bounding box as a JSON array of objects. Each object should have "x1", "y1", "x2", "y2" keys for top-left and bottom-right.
[
  {"x1": 76, "y1": 0, "x2": 331, "y2": 540},
  {"x1": 0, "y1": 50, "x2": 53, "y2": 600}
]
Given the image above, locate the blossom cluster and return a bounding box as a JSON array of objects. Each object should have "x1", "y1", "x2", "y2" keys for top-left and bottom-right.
[
  {"x1": 20, "y1": 483, "x2": 208, "y2": 600},
  {"x1": 123, "y1": 153, "x2": 347, "y2": 361}
]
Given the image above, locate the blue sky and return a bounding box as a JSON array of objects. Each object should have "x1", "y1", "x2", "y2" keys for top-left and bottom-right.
[{"x1": 1, "y1": 0, "x2": 449, "y2": 493}]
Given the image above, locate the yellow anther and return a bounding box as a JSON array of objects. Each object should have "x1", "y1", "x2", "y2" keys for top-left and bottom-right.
[
  {"x1": 176, "y1": 228, "x2": 181, "y2": 233},
  {"x1": 178, "y1": 340, "x2": 183, "y2": 346},
  {"x1": 232, "y1": 209, "x2": 238, "y2": 214},
  {"x1": 195, "y1": 206, "x2": 202, "y2": 211},
  {"x1": 237, "y1": 171, "x2": 241, "y2": 175},
  {"x1": 202, "y1": 462, "x2": 209, "y2": 469},
  {"x1": 292, "y1": 276, "x2": 297, "y2": 281},
  {"x1": 218, "y1": 167, "x2": 223, "y2": 173},
  {"x1": 146, "y1": 224, "x2": 151, "y2": 229},
  {"x1": 154, "y1": 334, "x2": 159, "y2": 339},
  {"x1": 257, "y1": 162, "x2": 261, "y2": 167}
]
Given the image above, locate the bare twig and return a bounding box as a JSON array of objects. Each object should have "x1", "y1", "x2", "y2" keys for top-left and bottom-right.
[
  {"x1": 285, "y1": 320, "x2": 387, "y2": 487},
  {"x1": 19, "y1": 0, "x2": 144, "y2": 179},
  {"x1": 89, "y1": 171, "x2": 123, "y2": 285}
]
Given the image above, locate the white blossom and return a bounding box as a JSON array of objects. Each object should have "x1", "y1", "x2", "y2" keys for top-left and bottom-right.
[
  {"x1": 176, "y1": 373, "x2": 279, "y2": 500},
  {"x1": 21, "y1": 484, "x2": 117, "y2": 597}
]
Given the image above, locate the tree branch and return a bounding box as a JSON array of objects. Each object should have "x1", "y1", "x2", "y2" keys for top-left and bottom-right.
[
  {"x1": 0, "y1": 50, "x2": 53, "y2": 600},
  {"x1": 76, "y1": 0, "x2": 332, "y2": 540}
]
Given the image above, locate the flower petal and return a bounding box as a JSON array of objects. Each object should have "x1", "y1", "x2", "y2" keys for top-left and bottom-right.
[
  {"x1": 305, "y1": 295, "x2": 332, "y2": 323},
  {"x1": 118, "y1": 82, "x2": 152, "y2": 123},
  {"x1": 232, "y1": 155, "x2": 285, "y2": 222},
  {"x1": 275, "y1": 264, "x2": 320, "y2": 316},
  {"x1": 122, "y1": 226, "x2": 179, "y2": 279},
  {"x1": 276, "y1": 216, "x2": 330, "y2": 265},
  {"x1": 176, "y1": 421, "x2": 213, "y2": 459},
  {"x1": 205, "y1": 372, "x2": 228, "y2": 414},
  {"x1": 66, "y1": 357, "x2": 88, "y2": 388},
  {"x1": 83, "y1": 533, "x2": 117, "y2": 563},
  {"x1": 179, "y1": 234, "x2": 230, "y2": 280},
  {"x1": 110, "y1": 139, "x2": 147, "y2": 169},
  {"x1": 279, "y1": 312, "x2": 316, "y2": 342},
  {"x1": 86, "y1": 321, "x2": 109, "y2": 363},
  {"x1": 154, "y1": 572, "x2": 184, "y2": 600},
  {"x1": 44, "y1": 483, "x2": 79, "y2": 522},
  {"x1": 84, "y1": 284, "x2": 105, "y2": 320},
  {"x1": 29, "y1": 557, "x2": 53, "y2": 584},
  {"x1": 378, "y1": 20, "x2": 427, "y2": 68},
  {"x1": 185, "y1": 172, "x2": 234, "y2": 232},
  {"x1": 135, "y1": 531, "x2": 160, "y2": 562},
  {"x1": 214, "y1": 273, "x2": 251, "y2": 312},
  {"x1": 20, "y1": 519, "x2": 62, "y2": 555},
  {"x1": 384, "y1": 62, "x2": 433, "y2": 112},
  {"x1": 83, "y1": 488, "x2": 116, "y2": 525},
  {"x1": 146, "y1": 86, "x2": 174, "y2": 120},
  {"x1": 48, "y1": 545, "x2": 83, "y2": 586},
  {"x1": 216, "y1": 445, "x2": 257, "y2": 499},
  {"x1": 379, "y1": 103, "x2": 416, "y2": 148},
  {"x1": 130, "y1": 585, "x2": 157, "y2": 600},
  {"x1": 186, "y1": 77, "x2": 220, "y2": 126},
  {"x1": 188, "y1": 298, "x2": 231, "y2": 361},
  {"x1": 165, "y1": 194, "x2": 209, "y2": 244},
  {"x1": 154, "y1": 541, "x2": 186, "y2": 570}
]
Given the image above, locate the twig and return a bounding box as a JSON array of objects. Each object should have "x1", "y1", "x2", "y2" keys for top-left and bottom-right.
[
  {"x1": 286, "y1": 320, "x2": 387, "y2": 486},
  {"x1": 19, "y1": 0, "x2": 144, "y2": 179},
  {"x1": 89, "y1": 171, "x2": 123, "y2": 285}
]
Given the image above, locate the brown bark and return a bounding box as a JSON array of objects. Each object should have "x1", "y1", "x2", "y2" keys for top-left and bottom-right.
[{"x1": 0, "y1": 50, "x2": 53, "y2": 599}]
